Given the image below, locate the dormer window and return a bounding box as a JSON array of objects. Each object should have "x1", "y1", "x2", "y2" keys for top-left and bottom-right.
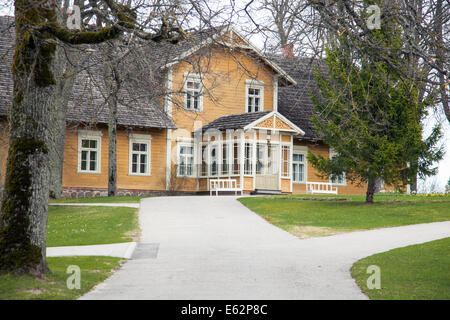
[
  {"x1": 245, "y1": 80, "x2": 264, "y2": 113},
  {"x1": 184, "y1": 74, "x2": 203, "y2": 111}
]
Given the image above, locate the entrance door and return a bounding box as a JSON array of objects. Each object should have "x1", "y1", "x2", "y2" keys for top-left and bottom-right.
[{"x1": 255, "y1": 143, "x2": 279, "y2": 190}]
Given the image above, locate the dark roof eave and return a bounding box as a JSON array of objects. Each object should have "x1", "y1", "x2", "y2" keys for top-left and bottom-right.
[{"x1": 66, "y1": 119, "x2": 177, "y2": 130}]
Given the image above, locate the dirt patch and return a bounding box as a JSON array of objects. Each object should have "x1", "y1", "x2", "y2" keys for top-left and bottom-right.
[
  {"x1": 274, "y1": 197, "x2": 351, "y2": 202},
  {"x1": 19, "y1": 288, "x2": 46, "y2": 295},
  {"x1": 264, "y1": 216, "x2": 278, "y2": 224},
  {"x1": 124, "y1": 229, "x2": 140, "y2": 242},
  {"x1": 287, "y1": 225, "x2": 349, "y2": 239}
]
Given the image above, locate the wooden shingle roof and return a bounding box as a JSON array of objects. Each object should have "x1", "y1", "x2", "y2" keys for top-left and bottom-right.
[
  {"x1": 199, "y1": 111, "x2": 272, "y2": 132},
  {"x1": 0, "y1": 16, "x2": 176, "y2": 130},
  {"x1": 271, "y1": 55, "x2": 325, "y2": 140}
]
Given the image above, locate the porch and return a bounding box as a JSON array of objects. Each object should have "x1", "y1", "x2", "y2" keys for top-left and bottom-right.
[{"x1": 186, "y1": 111, "x2": 305, "y2": 193}]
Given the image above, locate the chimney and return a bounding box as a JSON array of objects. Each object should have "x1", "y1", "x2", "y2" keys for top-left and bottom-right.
[{"x1": 282, "y1": 43, "x2": 294, "y2": 58}]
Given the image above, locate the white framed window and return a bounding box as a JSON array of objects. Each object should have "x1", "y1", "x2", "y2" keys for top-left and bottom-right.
[
  {"x1": 330, "y1": 148, "x2": 346, "y2": 185},
  {"x1": 232, "y1": 141, "x2": 240, "y2": 175},
  {"x1": 210, "y1": 144, "x2": 219, "y2": 176},
  {"x1": 129, "y1": 134, "x2": 151, "y2": 176},
  {"x1": 292, "y1": 153, "x2": 306, "y2": 183},
  {"x1": 222, "y1": 143, "x2": 229, "y2": 175},
  {"x1": 177, "y1": 143, "x2": 194, "y2": 177},
  {"x1": 184, "y1": 73, "x2": 203, "y2": 111},
  {"x1": 245, "y1": 80, "x2": 264, "y2": 113},
  {"x1": 78, "y1": 131, "x2": 102, "y2": 174},
  {"x1": 281, "y1": 145, "x2": 291, "y2": 178},
  {"x1": 244, "y1": 142, "x2": 253, "y2": 175},
  {"x1": 256, "y1": 143, "x2": 265, "y2": 175}
]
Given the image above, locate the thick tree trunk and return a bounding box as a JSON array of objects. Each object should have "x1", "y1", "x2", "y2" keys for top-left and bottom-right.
[
  {"x1": 0, "y1": 52, "x2": 55, "y2": 277},
  {"x1": 107, "y1": 95, "x2": 118, "y2": 197},
  {"x1": 0, "y1": 4, "x2": 63, "y2": 276},
  {"x1": 104, "y1": 49, "x2": 120, "y2": 197},
  {"x1": 366, "y1": 176, "x2": 376, "y2": 204}
]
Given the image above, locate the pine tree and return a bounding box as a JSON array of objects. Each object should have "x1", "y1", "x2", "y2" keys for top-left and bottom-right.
[{"x1": 308, "y1": 9, "x2": 443, "y2": 203}]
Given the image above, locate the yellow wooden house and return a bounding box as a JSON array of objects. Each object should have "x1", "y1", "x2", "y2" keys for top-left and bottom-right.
[{"x1": 0, "y1": 19, "x2": 372, "y2": 197}]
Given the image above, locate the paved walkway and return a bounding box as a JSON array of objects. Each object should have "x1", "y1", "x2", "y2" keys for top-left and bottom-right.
[
  {"x1": 47, "y1": 242, "x2": 137, "y2": 259},
  {"x1": 49, "y1": 203, "x2": 139, "y2": 208},
  {"x1": 79, "y1": 196, "x2": 450, "y2": 300}
]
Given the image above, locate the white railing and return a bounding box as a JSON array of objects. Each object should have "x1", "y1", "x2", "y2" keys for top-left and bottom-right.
[
  {"x1": 210, "y1": 179, "x2": 243, "y2": 196},
  {"x1": 306, "y1": 182, "x2": 338, "y2": 195}
]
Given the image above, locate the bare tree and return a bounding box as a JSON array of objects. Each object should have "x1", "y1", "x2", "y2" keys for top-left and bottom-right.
[{"x1": 0, "y1": 0, "x2": 187, "y2": 277}]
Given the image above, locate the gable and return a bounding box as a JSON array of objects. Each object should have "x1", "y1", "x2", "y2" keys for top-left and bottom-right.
[
  {"x1": 216, "y1": 30, "x2": 248, "y2": 47},
  {"x1": 160, "y1": 25, "x2": 296, "y2": 86},
  {"x1": 253, "y1": 114, "x2": 298, "y2": 132}
]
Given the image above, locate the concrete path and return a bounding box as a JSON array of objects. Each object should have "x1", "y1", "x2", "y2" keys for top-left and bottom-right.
[
  {"x1": 47, "y1": 242, "x2": 137, "y2": 259},
  {"x1": 80, "y1": 196, "x2": 450, "y2": 300},
  {"x1": 49, "y1": 203, "x2": 139, "y2": 208}
]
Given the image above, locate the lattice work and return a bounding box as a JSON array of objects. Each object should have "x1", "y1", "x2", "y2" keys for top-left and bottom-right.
[
  {"x1": 255, "y1": 116, "x2": 274, "y2": 128},
  {"x1": 275, "y1": 116, "x2": 294, "y2": 130}
]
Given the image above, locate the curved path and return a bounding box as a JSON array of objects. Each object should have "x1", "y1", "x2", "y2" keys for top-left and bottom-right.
[{"x1": 81, "y1": 196, "x2": 450, "y2": 300}]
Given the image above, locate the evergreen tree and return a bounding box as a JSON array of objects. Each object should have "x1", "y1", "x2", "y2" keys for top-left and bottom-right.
[{"x1": 308, "y1": 9, "x2": 443, "y2": 203}]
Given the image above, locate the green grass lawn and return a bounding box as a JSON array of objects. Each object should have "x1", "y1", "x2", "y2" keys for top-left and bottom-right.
[
  {"x1": 0, "y1": 256, "x2": 123, "y2": 300},
  {"x1": 239, "y1": 194, "x2": 450, "y2": 238},
  {"x1": 351, "y1": 237, "x2": 450, "y2": 299},
  {"x1": 50, "y1": 195, "x2": 147, "y2": 203},
  {"x1": 47, "y1": 206, "x2": 139, "y2": 247}
]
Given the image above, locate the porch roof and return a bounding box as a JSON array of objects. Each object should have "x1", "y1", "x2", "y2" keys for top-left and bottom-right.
[
  {"x1": 198, "y1": 110, "x2": 304, "y2": 135},
  {"x1": 199, "y1": 111, "x2": 271, "y2": 132}
]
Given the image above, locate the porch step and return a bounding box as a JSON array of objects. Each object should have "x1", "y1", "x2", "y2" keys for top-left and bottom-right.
[{"x1": 251, "y1": 189, "x2": 283, "y2": 195}]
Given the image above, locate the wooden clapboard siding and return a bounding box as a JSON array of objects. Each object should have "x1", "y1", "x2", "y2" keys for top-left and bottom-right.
[
  {"x1": 244, "y1": 176, "x2": 253, "y2": 191},
  {"x1": 62, "y1": 126, "x2": 167, "y2": 191},
  {"x1": 170, "y1": 48, "x2": 275, "y2": 135},
  {"x1": 281, "y1": 178, "x2": 291, "y2": 193},
  {"x1": 292, "y1": 140, "x2": 368, "y2": 195}
]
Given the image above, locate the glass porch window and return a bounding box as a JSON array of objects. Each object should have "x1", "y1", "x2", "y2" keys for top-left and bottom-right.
[
  {"x1": 201, "y1": 145, "x2": 207, "y2": 177},
  {"x1": 244, "y1": 142, "x2": 253, "y2": 175},
  {"x1": 256, "y1": 143, "x2": 264, "y2": 174},
  {"x1": 222, "y1": 143, "x2": 229, "y2": 175},
  {"x1": 233, "y1": 142, "x2": 240, "y2": 175},
  {"x1": 210, "y1": 145, "x2": 218, "y2": 176}
]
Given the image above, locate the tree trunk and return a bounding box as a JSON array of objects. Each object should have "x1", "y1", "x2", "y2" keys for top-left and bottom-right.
[
  {"x1": 366, "y1": 176, "x2": 376, "y2": 204},
  {"x1": 104, "y1": 48, "x2": 120, "y2": 197},
  {"x1": 0, "y1": 3, "x2": 57, "y2": 276},
  {"x1": 48, "y1": 46, "x2": 76, "y2": 199},
  {"x1": 435, "y1": 0, "x2": 450, "y2": 123},
  {"x1": 107, "y1": 95, "x2": 118, "y2": 197}
]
